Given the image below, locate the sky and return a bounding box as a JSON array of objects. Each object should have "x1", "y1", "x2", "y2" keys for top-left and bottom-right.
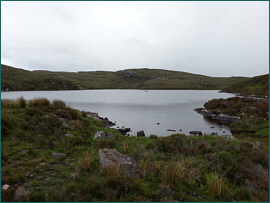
[{"x1": 1, "y1": 1, "x2": 269, "y2": 77}]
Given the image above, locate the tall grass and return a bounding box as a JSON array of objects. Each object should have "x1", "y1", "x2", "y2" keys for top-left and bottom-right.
[
  {"x1": 102, "y1": 164, "x2": 123, "y2": 182},
  {"x1": 76, "y1": 151, "x2": 95, "y2": 172},
  {"x1": 161, "y1": 159, "x2": 201, "y2": 186},
  {"x1": 205, "y1": 171, "x2": 229, "y2": 200},
  {"x1": 27, "y1": 98, "x2": 50, "y2": 107},
  {"x1": 122, "y1": 142, "x2": 131, "y2": 153},
  {"x1": 1, "y1": 96, "x2": 26, "y2": 109}
]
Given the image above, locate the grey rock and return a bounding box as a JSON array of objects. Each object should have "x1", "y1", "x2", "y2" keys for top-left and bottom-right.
[
  {"x1": 14, "y1": 186, "x2": 30, "y2": 200},
  {"x1": 2, "y1": 184, "x2": 10, "y2": 190},
  {"x1": 52, "y1": 152, "x2": 67, "y2": 160},
  {"x1": 137, "y1": 130, "x2": 145, "y2": 137},
  {"x1": 94, "y1": 131, "x2": 116, "y2": 140},
  {"x1": 98, "y1": 149, "x2": 140, "y2": 179},
  {"x1": 64, "y1": 134, "x2": 74, "y2": 138}
]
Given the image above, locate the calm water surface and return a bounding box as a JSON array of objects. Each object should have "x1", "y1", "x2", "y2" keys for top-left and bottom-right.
[{"x1": 1, "y1": 90, "x2": 236, "y2": 137}]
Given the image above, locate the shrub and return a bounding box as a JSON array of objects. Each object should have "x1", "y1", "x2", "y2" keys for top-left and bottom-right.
[
  {"x1": 55, "y1": 108, "x2": 79, "y2": 120},
  {"x1": 81, "y1": 111, "x2": 87, "y2": 118},
  {"x1": 1, "y1": 111, "x2": 15, "y2": 136},
  {"x1": 27, "y1": 98, "x2": 50, "y2": 107},
  {"x1": 51, "y1": 100, "x2": 66, "y2": 109},
  {"x1": 149, "y1": 134, "x2": 158, "y2": 139},
  {"x1": 70, "y1": 136, "x2": 85, "y2": 146},
  {"x1": 18, "y1": 96, "x2": 27, "y2": 108},
  {"x1": 232, "y1": 186, "x2": 251, "y2": 201}
]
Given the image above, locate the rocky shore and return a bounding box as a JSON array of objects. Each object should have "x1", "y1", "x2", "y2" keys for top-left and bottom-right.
[
  {"x1": 86, "y1": 112, "x2": 116, "y2": 127},
  {"x1": 194, "y1": 108, "x2": 240, "y2": 123}
]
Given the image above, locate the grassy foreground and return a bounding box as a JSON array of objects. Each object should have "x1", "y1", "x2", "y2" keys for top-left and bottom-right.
[{"x1": 1, "y1": 98, "x2": 269, "y2": 202}]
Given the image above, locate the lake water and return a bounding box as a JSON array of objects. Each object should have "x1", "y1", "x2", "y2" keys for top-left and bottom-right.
[{"x1": 1, "y1": 90, "x2": 236, "y2": 137}]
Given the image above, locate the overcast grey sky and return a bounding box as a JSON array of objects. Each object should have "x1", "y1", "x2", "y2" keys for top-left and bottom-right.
[{"x1": 1, "y1": 1, "x2": 269, "y2": 77}]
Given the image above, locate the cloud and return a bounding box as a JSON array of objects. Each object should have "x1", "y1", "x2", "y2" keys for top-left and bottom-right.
[{"x1": 1, "y1": 1, "x2": 269, "y2": 77}]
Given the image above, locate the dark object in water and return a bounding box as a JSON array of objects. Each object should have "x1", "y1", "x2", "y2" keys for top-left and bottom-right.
[
  {"x1": 167, "y1": 129, "x2": 176, "y2": 132},
  {"x1": 189, "y1": 131, "x2": 202, "y2": 136}
]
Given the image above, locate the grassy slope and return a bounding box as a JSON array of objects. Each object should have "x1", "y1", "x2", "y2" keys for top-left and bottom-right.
[
  {"x1": 1, "y1": 64, "x2": 248, "y2": 91},
  {"x1": 1, "y1": 65, "x2": 80, "y2": 91},
  {"x1": 221, "y1": 74, "x2": 269, "y2": 97},
  {"x1": 1, "y1": 98, "x2": 269, "y2": 202}
]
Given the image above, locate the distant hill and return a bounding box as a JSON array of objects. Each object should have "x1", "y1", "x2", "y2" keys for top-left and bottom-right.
[
  {"x1": 1, "y1": 64, "x2": 248, "y2": 91},
  {"x1": 221, "y1": 74, "x2": 269, "y2": 98}
]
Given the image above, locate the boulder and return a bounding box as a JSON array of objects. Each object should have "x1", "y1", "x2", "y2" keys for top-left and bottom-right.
[
  {"x1": 189, "y1": 131, "x2": 202, "y2": 136},
  {"x1": 94, "y1": 131, "x2": 116, "y2": 140},
  {"x1": 52, "y1": 152, "x2": 67, "y2": 160},
  {"x1": 137, "y1": 130, "x2": 145, "y2": 137},
  {"x1": 14, "y1": 186, "x2": 30, "y2": 200},
  {"x1": 2, "y1": 184, "x2": 10, "y2": 190},
  {"x1": 98, "y1": 149, "x2": 140, "y2": 179}
]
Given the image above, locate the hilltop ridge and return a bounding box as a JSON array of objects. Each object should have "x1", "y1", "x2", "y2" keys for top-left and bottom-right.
[{"x1": 1, "y1": 64, "x2": 248, "y2": 91}]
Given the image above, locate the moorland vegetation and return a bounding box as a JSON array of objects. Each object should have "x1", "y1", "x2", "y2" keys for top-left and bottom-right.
[{"x1": 1, "y1": 97, "x2": 269, "y2": 202}]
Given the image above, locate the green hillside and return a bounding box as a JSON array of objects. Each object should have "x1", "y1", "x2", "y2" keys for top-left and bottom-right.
[
  {"x1": 221, "y1": 74, "x2": 269, "y2": 98},
  {"x1": 1, "y1": 64, "x2": 248, "y2": 91}
]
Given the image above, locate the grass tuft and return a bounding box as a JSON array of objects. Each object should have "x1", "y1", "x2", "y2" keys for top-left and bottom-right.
[{"x1": 27, "y1": 98, "x2": 50, "y2": 107}]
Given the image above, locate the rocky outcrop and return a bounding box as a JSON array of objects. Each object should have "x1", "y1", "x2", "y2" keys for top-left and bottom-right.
[
  {"x1": 194, "y1": 108, "x2": 240, "y2": 123},
  {"x1": 94, "y1": 131, "x2": 116, "y2": 140},
  {"x1": 98, "y1": 149, "x2": 140, "y2": 179},
  {"x1": 86, "y1": 112, "x2": 115, "y2": 127}
]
